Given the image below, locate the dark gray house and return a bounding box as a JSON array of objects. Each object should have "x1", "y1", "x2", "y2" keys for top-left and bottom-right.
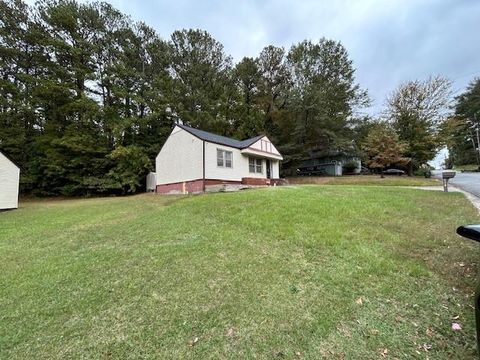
[{"x1": 297, "y1": 150, "x2": 361, "y2": 176}]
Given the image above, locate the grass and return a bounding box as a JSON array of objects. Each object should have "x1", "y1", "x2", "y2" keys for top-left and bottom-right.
[
  {"x1": 288, "y1": 175, "x2": 441, "y2": 186},
  {"x1": 0, "y1": 186, "x2": 479, "y2": 359}
]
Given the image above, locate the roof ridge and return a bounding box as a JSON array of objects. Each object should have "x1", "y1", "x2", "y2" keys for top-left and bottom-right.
[
  {"x1": 176, "y1": 123, "x2": 264, "y2": 149},
  {"x1": 0, "y1": 150, "x2": 20, "y2": 169}
]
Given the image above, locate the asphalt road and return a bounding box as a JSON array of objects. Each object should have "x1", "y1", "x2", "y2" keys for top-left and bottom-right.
[{"x1": 433, "y1": 170, "x2": 480, "y2": 197}]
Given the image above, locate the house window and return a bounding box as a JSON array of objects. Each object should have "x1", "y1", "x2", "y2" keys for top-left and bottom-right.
[
  {"x1": 249, "y1": 157, "x2": 262, "y2": 173},
  {"x1": 217, "y1": 149, "x2": 232, "y2": 168}
]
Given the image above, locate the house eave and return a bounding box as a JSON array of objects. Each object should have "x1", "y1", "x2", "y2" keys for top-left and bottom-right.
[{"x1": 241, "y1": 147, "x2": 283, "y2": 160}]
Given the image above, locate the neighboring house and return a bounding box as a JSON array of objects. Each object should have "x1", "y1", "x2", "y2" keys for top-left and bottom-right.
[
  {"x1": 297, "y1": 150, "x2": 361, "y2": 176},
  {"x1": 0, "y1": 151, "x2": 20, "y2": 210},
  {"x1": 155, "y1": 124, "x2": 283, "y2": 194}
]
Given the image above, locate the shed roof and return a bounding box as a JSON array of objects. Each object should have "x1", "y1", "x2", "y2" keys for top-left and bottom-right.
[{"x1": 176, "y1": 123, "x2": 264, "y2": 149}]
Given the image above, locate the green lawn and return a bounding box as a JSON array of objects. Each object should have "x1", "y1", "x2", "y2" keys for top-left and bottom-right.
[
  {"x1": 288, "y1": 175, "x2": 440, "y2": 186},
  {"x1": 1, "y1": 186, "x2": 479, "y2": 359}
]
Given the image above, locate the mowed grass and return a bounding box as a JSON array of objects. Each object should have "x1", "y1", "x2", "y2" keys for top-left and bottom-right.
[
  {"x1": 288, "y1": 175, "x2": 440, "y2": 186},
  {"x1": 0, "y1": 186, "x2": 479, "y2": 359}
]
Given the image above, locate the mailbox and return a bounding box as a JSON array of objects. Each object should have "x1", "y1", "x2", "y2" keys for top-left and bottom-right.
[
  {"x1": 442, "y1": 171, "x2": 456, "y2": 179},
  {"x1": 442, "y1": 171, "x2": 456, "y2": 192}
]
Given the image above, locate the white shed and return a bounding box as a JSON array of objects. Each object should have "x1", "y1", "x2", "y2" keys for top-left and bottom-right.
[{"x1": 0, "y1": 151, "x2": 20, "y2": 210}]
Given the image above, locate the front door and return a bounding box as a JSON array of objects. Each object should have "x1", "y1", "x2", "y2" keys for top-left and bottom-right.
[{"x1": 266, "y1": 159, "x2": 271, "y2": 179}]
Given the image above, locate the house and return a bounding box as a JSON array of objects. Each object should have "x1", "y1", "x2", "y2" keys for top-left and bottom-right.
[
  {"x1": 155, "y1": 124, "x2": 283, "y2": 194},
  {"x1": 297, "y1": 150, "x2": 361, "y2": 176},
  {"x1": 0, "y1": 151, "x2": 20, "y2": 210}
]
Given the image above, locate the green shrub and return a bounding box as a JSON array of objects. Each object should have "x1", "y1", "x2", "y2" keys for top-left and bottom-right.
[{"x1": 414, "y1": 168, "x2": 432, "y2": 178}]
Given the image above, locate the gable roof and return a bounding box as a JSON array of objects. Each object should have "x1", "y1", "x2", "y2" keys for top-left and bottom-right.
[
  {"x1": 176, "y1": 123, "x2": 264, "y2": 149},
  {"x1": 0, "y1": 150, "x2": 20, "y2": 169}
]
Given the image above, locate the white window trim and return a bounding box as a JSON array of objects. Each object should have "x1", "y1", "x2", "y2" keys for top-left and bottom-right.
[
  {"x1": 249, "y1": 157, "x2": 263, "y2": 174},
  {"x1": 217, "y1": 148, "x2": 233, "y2": 169}
]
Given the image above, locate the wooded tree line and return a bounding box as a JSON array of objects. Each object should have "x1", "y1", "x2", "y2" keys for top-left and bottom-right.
[
  {"x1": 363, "y1": 76, "x2": 480, "y2": 173},
  {"x1": 1, "y1": 0, "x2": 371, "y2": 195},
  {"x1": 1, "y1": 0, "x2": 472, "y2": 196},
  {"x1": 442, "y1": 78, "x2": 480, "y2": 168}
]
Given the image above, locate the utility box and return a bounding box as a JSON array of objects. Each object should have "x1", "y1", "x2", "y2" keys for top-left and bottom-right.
[{"x1": 146, "y1": 172, "x2": 157, "y2": 192}]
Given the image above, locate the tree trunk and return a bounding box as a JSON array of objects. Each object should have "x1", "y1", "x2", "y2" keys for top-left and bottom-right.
[{"x1": 407, "y1": 161, "x2": 413, "y2": 176}]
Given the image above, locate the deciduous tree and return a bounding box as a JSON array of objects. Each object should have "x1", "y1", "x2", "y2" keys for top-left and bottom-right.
[
  {"x1": 386, "y1": 76, "x2": 451, "y2": 173},
  {"x1": 362, "y1": 123, "x2": 408, "y2": 178}
]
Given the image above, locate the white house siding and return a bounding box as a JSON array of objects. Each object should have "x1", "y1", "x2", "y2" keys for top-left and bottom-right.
[
  {"x1": 204, "y1": 142, "x2": 266, "y2": 181},
  {"x1": 272, "y1": 160, "x2": 280, "y2": 178},
  {"x1": 0, "y1": 152, "x2": 20, "y2": 210},
  {"x1": 156, "y1": 127, "x2": 203, "y2": 185},
  {"x1": 248, "y1": 136, "x2": 281, "y2": 156}
]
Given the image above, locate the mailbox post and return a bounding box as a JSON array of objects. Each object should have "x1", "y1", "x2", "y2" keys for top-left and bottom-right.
[{"x1": 442, "y1": 171, "x2": 456, "y2": 192}]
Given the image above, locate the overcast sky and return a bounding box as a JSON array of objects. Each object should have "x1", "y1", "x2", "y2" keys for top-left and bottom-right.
[
  {"x1": 48, "y1": 0, "x2": 479, "y2": 115},
  {"x1": 25, "y1": 0, "x2": 480, "y2": 114}
]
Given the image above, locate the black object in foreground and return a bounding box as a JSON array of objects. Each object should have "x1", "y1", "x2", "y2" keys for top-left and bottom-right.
[
  {"x1": 456, "y1": 224, "x2": 480, "y2": 358},
  {"x1": 457, "y1": 225, "x2": 480, "y2": 242}
]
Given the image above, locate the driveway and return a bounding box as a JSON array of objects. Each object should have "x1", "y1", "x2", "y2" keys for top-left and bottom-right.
[{"x1": 433, "y1": 170, "x2": 480, "y2": 197}]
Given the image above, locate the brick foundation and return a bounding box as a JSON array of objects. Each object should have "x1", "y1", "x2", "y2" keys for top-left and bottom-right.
[
  {"x1": 241, "y1": 177, "x2": 271, "y2": 186},
  {"x1": 156, "y1": 178, "x2": 286, "y2": 194},
  {"x1": 156, "y1": 179, "x2": 205, "y2": 194},
  {"x1": 205, "y1": 179, "x2": 242, "y2": 186}
]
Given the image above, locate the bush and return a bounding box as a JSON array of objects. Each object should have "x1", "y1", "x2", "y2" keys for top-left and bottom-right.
[{"x1": 414, "y1": 169, "x2": 432, "y2": 178}]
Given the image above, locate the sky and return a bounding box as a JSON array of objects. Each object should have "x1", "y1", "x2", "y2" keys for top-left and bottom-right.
[
  {"x1": 49, "y1": 0, "x2": 479, "y2": 114},
  {"x1": 25, "y1": 0, "x2": 480, "y2": 167}
]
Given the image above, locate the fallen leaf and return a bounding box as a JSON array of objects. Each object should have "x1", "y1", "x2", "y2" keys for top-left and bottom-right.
[
  {"x1": 452, "y1": 323, "x2": 462, "y2": 331},
  {"x1": 355, "y1": 297, "x2": 363, "y2": 305},
  {"x1": 422, "y1": 343, "x2": 432, "y2": 351},
  {"x1": 188, "y1": 337, "x2": 199, "y2": 347},
  {"x1": 381, "y1": 348, "x2": 388, "y2": 357},
  {"x1": 426, "y1": 327, "x2": 434, "y2": 337}
]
